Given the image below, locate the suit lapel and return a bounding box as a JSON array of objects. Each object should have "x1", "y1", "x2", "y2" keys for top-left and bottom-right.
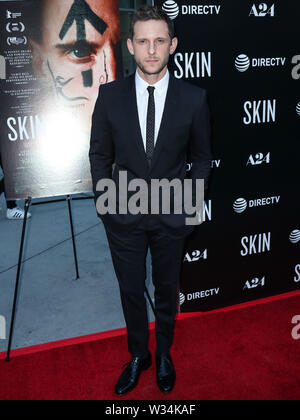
[{"x1": 124, "y1": 74, "x2": 149, "y2": 168}]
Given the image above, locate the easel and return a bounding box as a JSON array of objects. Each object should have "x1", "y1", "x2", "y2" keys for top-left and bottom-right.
[{"x1": 5, "y1": 194, "x2": 156, "y2": 362}]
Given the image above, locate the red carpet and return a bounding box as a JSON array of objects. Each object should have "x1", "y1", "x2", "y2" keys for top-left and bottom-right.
[{"x1": 1, "y1": 291, "x2": 300, "y2": 400}]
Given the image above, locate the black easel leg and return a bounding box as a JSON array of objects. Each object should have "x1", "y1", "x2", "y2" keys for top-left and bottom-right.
[
  {"x1": 67, "y1": 195, "x2": 80, "y2": 280},
  {"x1": 6, "y1": 197, "x2": 32, "y2": 362}
]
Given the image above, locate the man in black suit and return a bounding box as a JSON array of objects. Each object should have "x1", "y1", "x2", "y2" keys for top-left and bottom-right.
[{"x1": 89, "y1": 5, "x2": 212, "y2": 395}]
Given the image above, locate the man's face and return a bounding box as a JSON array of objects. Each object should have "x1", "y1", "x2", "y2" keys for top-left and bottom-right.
[
  {"x1": 31, "y1": 0, "x2": 120, "y2": 129},
  {"x1": 127, "y1": 19, "x2": 178, "y2": 78}
]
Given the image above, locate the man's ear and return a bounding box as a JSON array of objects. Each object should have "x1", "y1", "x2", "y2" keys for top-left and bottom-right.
[
  {"x1": 29, "y1": 38, "x2": 47, "y2": 77},
  {"x1": 170, "y1": 37, "x2": 178, "y2": 55},
  {"x1": 127, "y1": 38, "x2": 135, "y2": 56}
]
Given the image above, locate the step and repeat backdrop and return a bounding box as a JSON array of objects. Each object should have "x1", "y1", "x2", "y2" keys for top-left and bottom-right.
[
  {"x1": 0, "y1": 0, "x2": 299, "y2": 312},
  {"x1": 155, "y1": 0, "x2": 300, "y2": 311}
]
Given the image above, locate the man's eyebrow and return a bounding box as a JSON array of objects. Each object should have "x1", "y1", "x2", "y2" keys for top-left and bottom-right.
[{"x1": 135, "y1": 36, "x2": 169, "y2": 40}]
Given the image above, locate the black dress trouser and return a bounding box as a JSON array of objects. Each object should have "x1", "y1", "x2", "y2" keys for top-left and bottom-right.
[{"x1": 104, "y1": 214, "x2": 186, "y2": 357}]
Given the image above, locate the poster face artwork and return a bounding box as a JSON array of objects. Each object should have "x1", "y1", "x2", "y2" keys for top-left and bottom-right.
[{"x1": 0, "y1": 0, "x2": 121, "y2": 199}]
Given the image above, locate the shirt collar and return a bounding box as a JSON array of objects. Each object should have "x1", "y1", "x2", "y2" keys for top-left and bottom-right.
[{"x1": 135, "y1": 69, "x2": 170, "y2": 96}]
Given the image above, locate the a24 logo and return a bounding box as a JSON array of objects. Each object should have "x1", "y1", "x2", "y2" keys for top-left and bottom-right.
[
  {"x1": 244, "y1": 277, "x2": 265, "y2": 290},
  {"x1": 184, "y1": 249, "x2": 208, "y2": 263},
  {"x1": 247, "y1": 152, "x2": 270, "y2": 166},
  {"x1": 250, "y1": 3, "x2": 275, "y2": 17}
]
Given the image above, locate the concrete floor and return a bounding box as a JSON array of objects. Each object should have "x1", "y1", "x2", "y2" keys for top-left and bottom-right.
[{"x1": 0, "y1": 191, "x2": 155, "y2": 353}]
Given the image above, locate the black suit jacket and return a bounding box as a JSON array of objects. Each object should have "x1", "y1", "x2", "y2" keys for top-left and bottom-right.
[{"x1": 89, "y1": 73, "x2": 213, "y2": 239}]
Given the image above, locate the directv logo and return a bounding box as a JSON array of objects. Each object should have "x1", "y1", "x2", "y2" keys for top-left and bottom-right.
[
  {"x1": 290, "y1": 230, "x2": 300, "y2": 244},
  {"x1": 233, "y1": 198, "x2": 248, "y2": 213},
  {"x1": 235, "y1": 53, "x2": 286, "y2": 72},
  {"x1": 179, "y1": 293, "x2": 186, "y2": 306},
  {"x1": 162, "y1": 1, "x2": 221, "y2": 19},
  {"x1": 235, "y1": 55, "x2": 250, "y2": 72},
  {"x1": 162, "y1": 1, "x2": 180, "y2": 20},
  {"x1": 296, "y1": 102, "x2": 300, "y2": 116},
  {"x1": 233, "y1": 196, "x2": 280, "y2": 213}
]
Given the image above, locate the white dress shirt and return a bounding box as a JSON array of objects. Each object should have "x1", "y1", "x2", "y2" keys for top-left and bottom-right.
[{"x1": 135, "y1": 70, "x2": 170, "y2": 151}]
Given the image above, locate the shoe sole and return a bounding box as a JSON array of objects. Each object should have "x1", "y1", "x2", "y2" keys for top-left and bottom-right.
[{"x1": 157, "y1": 381, "x2": 176, "y2": 394}]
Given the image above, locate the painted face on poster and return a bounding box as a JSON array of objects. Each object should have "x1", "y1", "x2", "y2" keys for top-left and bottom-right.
[{"x1": 30, "y1": 0, "x2": 120, "y2": 130}]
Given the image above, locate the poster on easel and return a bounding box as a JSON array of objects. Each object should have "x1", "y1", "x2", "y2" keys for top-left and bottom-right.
[{"x1": 0, "y1": 0, "x2": 122, "y2": 200}]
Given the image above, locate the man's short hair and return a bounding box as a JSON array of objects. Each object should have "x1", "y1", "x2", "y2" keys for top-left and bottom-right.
[{"x1": 129, "y1": 5, "x2": 175, "y2": 40}]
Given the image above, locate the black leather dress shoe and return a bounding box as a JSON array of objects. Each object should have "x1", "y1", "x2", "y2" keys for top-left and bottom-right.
[
  {"x1": 156, "y1": 353, "x2": 176, "y2": 393},
  {"x1": 115, "y1": 353, "x2": 152, "y2": 396}
]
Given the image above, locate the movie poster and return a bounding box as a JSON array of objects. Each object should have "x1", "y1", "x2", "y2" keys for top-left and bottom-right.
[{"x1": 0, "y1": 0, "x2": 122, "y2": 200}]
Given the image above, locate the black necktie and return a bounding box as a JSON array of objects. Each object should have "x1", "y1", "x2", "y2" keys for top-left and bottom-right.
[{"x1": 146, "y1": 86, "x2": 155, "y2": 166}]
